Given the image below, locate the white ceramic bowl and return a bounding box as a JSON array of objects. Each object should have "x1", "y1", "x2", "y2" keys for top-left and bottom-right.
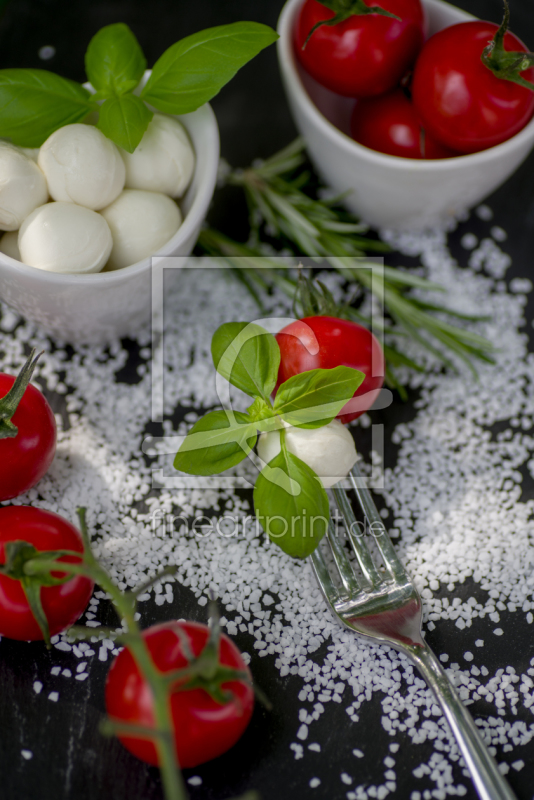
[
  {"x1": 0, "y1": 75, "x2": 219, "y2": 344},
  {"x1": 277, "y1": 0, "x2": 534, "y2": 231}
]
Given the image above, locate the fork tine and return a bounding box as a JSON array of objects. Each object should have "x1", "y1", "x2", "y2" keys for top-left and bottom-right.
[
  {"x1": 325, "y1": 519, "x2": 360, "y2": 594},
  {"x1": 332, "y1": 485, "x2": 383, "y2": 588},
  {"x1": 310, "y1": 543, "x2": 340, "y2": 603},
  {"x1": 349, "y1": 462, "x2": 407, "y2": 583}
]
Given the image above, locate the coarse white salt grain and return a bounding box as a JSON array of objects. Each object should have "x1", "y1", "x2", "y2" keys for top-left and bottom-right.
[
  {"x1": 33, "y1": 682, "x2": 42, "y2": 694},
  {"x1": 48, "y1": 692, "x2": 59, "y2": 702},
  {"x1": 341, "y1": 773, "x2": 352, "y2": 784},
  {"x1": 290, "y1": 743, "x2": 304, "y2": 760},
  {"x1": 490, "y1": 226, "x2": 507, "y2": 242},
  {"x1": 464, "y1": 652, "x2": 474, "y2": 662},
  {"x1": 511, "y1": 760, "x2": 524, "y2": 771},
  {"x1": 21, "y1": 750, "x2": 33, "y2": 760},
  {"x1": 475, "y1": 640, "x2": 484, "y2": 647},
  {"x1": 352, "y1": 749, "x2": 364, "y2": 758},
  {"x1": 309, "y1": 778, "x2": 320, "y2": 788},
  {"x1": 308, "y1": 743, "x2": 321, "y2": 752},
  {"x1": 460, "y1": 233, "x2": 477, "y2": 250},
  {"x1": 494, "y1": 629, "x2": 504, "y2": 637},
  {"x1": 50, "y1": 667, "x2": 60, "y2": 676},
  {"x1": 187, "y1": 777, "x2": 202, "y2": 786},
  {"x1": 476, "y1": 203, "x2": 493, "y2": 220},
  {"x1": 297, "y1": 724, "x2": 308, "y2": 741}
]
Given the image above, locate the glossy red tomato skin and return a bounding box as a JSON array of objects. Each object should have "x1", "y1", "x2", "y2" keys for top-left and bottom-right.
[
  {"x1": 412, "y1": 22, "x2": 534, "y2": 154},
  {"x1": 0, "y1": 374, "x2": 56, "y2": 501},
  {"x1": 351, "y1": 88, "x2": 458, "y2": 158},
  {"x1": 0, "y1": 506, "x2": 94, "y2": 641},
  {"x1": 276, "y1": 316, "x2": 385, "y2": 423},
  {"x1": 105, "y1": 621, "x2": 254, "y2": 769},
  {"x1": 294, "y1": 0, "x2": 425, "y2": 97}
]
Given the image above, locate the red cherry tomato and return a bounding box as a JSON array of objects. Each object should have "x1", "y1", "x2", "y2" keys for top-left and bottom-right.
[
  {"x1": 275, "y1": 316, "x2": 385, "y2": 423},
  {"x1": 0, "y1": 370, "x2": 56, "y2": 502},
  {"x1": 294, "y1": 0, "x2": 425, "y2": 97},
  {"x1": 411, "y1": 21, "x2": 534, "y2": 154},
  {"x1": 351, "y1": 88, "x2": 458, "y2": 159},
  {"x1": 0, "y1": 506, "x2": 94, "y2": 641},
  {"x1": 105, "y1": 621, "x2": 254, "y2": 769}
]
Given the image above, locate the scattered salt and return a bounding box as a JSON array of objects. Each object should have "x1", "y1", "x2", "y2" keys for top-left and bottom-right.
[{"x1": 1, "y1": 217, "x2": 532, "y2": 794}]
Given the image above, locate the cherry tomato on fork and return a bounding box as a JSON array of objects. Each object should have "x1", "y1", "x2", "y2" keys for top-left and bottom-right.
[
  {"x1": 411, "y1": 21, "x2": 534, "y2": 154},
  {"x1": 275, "y1": 316, "x2": 385, "y2": 423},
  {"x1": 105, "y1": 620, "x2": 254, "y2": 768},
  {"x1": 0, "y1": 506, "x2": 94, "y2": 641},
  {"x1": 294, "y1": 0, "x2": 425, "y2": 97}
]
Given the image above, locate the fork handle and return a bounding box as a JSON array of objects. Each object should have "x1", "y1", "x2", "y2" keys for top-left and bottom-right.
[{"x1": 410, "y1": 644, "x2": 517, "y2": 800}]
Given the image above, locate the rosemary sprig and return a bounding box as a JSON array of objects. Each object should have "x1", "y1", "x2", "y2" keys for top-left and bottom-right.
[{"x1": 198, "y1": 138, "x2": 495, "y2": 392}]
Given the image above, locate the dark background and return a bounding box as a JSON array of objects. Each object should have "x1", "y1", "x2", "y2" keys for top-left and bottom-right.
[{"x1": 1, "y1": 1, "x2": 534, "y2": 799}]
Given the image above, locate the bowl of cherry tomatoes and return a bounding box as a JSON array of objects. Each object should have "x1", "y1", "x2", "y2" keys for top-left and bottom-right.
[{"x1": 277, "y1": 0, "x2": 534, "y2": 231}]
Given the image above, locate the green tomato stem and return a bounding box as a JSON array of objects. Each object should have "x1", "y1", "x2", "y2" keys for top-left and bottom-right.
[
  {"x1": 304, "y1": 0, "x2": 400, "y2": 48},
  {"x1": 0, "y1": 349, "x2": 43, "y2": 440},
  {"x1": 481, "y1": 0, "x2": 534, "y2": 91}
]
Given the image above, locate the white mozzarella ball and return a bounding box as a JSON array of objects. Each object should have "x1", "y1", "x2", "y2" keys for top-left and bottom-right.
[
  {"x1": 120, "y1": 114, "x2": 195, "y2": 198},
  {"x1": 0, "y1": 230, "x2": 20, "y2": 260},
  {"x1": 257, "y1": 419, "x2": 358, "y2": 490},
  {"x1": 38, "y1": 124, "x2": 125, "y2": 210},
  {"x1": 19, "y1": 202, "x2": 112, "y2": 274},
  {"x1": 100, "y1": 189, "x2": 182, "y2": 271},
  {"x1": 0, "y1": 142, "x2": 48, "y2": 230}
]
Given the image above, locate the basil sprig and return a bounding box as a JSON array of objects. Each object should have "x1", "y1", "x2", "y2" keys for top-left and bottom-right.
[
  {"x1": 0, "y1": 20, "x2": 278, "y2": 153},
  {"x1": 174, "y1": 321, "x2": 364, "y2": 558}
]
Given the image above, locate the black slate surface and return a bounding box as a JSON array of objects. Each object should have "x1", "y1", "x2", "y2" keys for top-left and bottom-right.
[{"x1": 1, "y1": 1, "x2": 534, "y2": 799}]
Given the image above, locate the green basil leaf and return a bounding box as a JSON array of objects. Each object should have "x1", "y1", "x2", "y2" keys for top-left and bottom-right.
[
  {"x1": 141, "y1": 22, "x2": 279, "y2": 114},
  {"x1": 0, "y1": 69, "x2": 94, "y2": 147},
  {"x1": 274, "y1": 366, "x2": 365, "y2": 429},
  {"x1": 253, "y1": 449, "x2": 329, "y2": 559},
  {"x1": 174, "y1": 410, "x2": 257, "y2": 476},
  {"x1": 246, "y1": 396, "x2": 275, "y2": 423},
  {"x1": 85, "y1": 23, "x2": 147, "y2": 96},
  {"x1": 97, "y1": 93, "x2": 153, "y2": 153},
  {"x1": 211, "y1": 321, "x2": 280, "y2": 399}
]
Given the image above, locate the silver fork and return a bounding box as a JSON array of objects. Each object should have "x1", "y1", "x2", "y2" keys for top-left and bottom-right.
[{"x1": 311, "y1": 461, "x2": 517, "y2": 800}]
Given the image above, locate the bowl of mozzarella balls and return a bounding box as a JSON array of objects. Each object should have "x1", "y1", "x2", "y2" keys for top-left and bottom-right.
[{"x1": 0, "y1": 85, "x2": 219, "y2": 343}]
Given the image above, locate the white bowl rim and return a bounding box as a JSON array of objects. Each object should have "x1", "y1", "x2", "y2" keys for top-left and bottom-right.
[
  {"x1": 278, "y1": 0, "x2": 534, "y2": 172},
  {"x1": 0, "y1": 102, "x2": 220, "y2": 286}
]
